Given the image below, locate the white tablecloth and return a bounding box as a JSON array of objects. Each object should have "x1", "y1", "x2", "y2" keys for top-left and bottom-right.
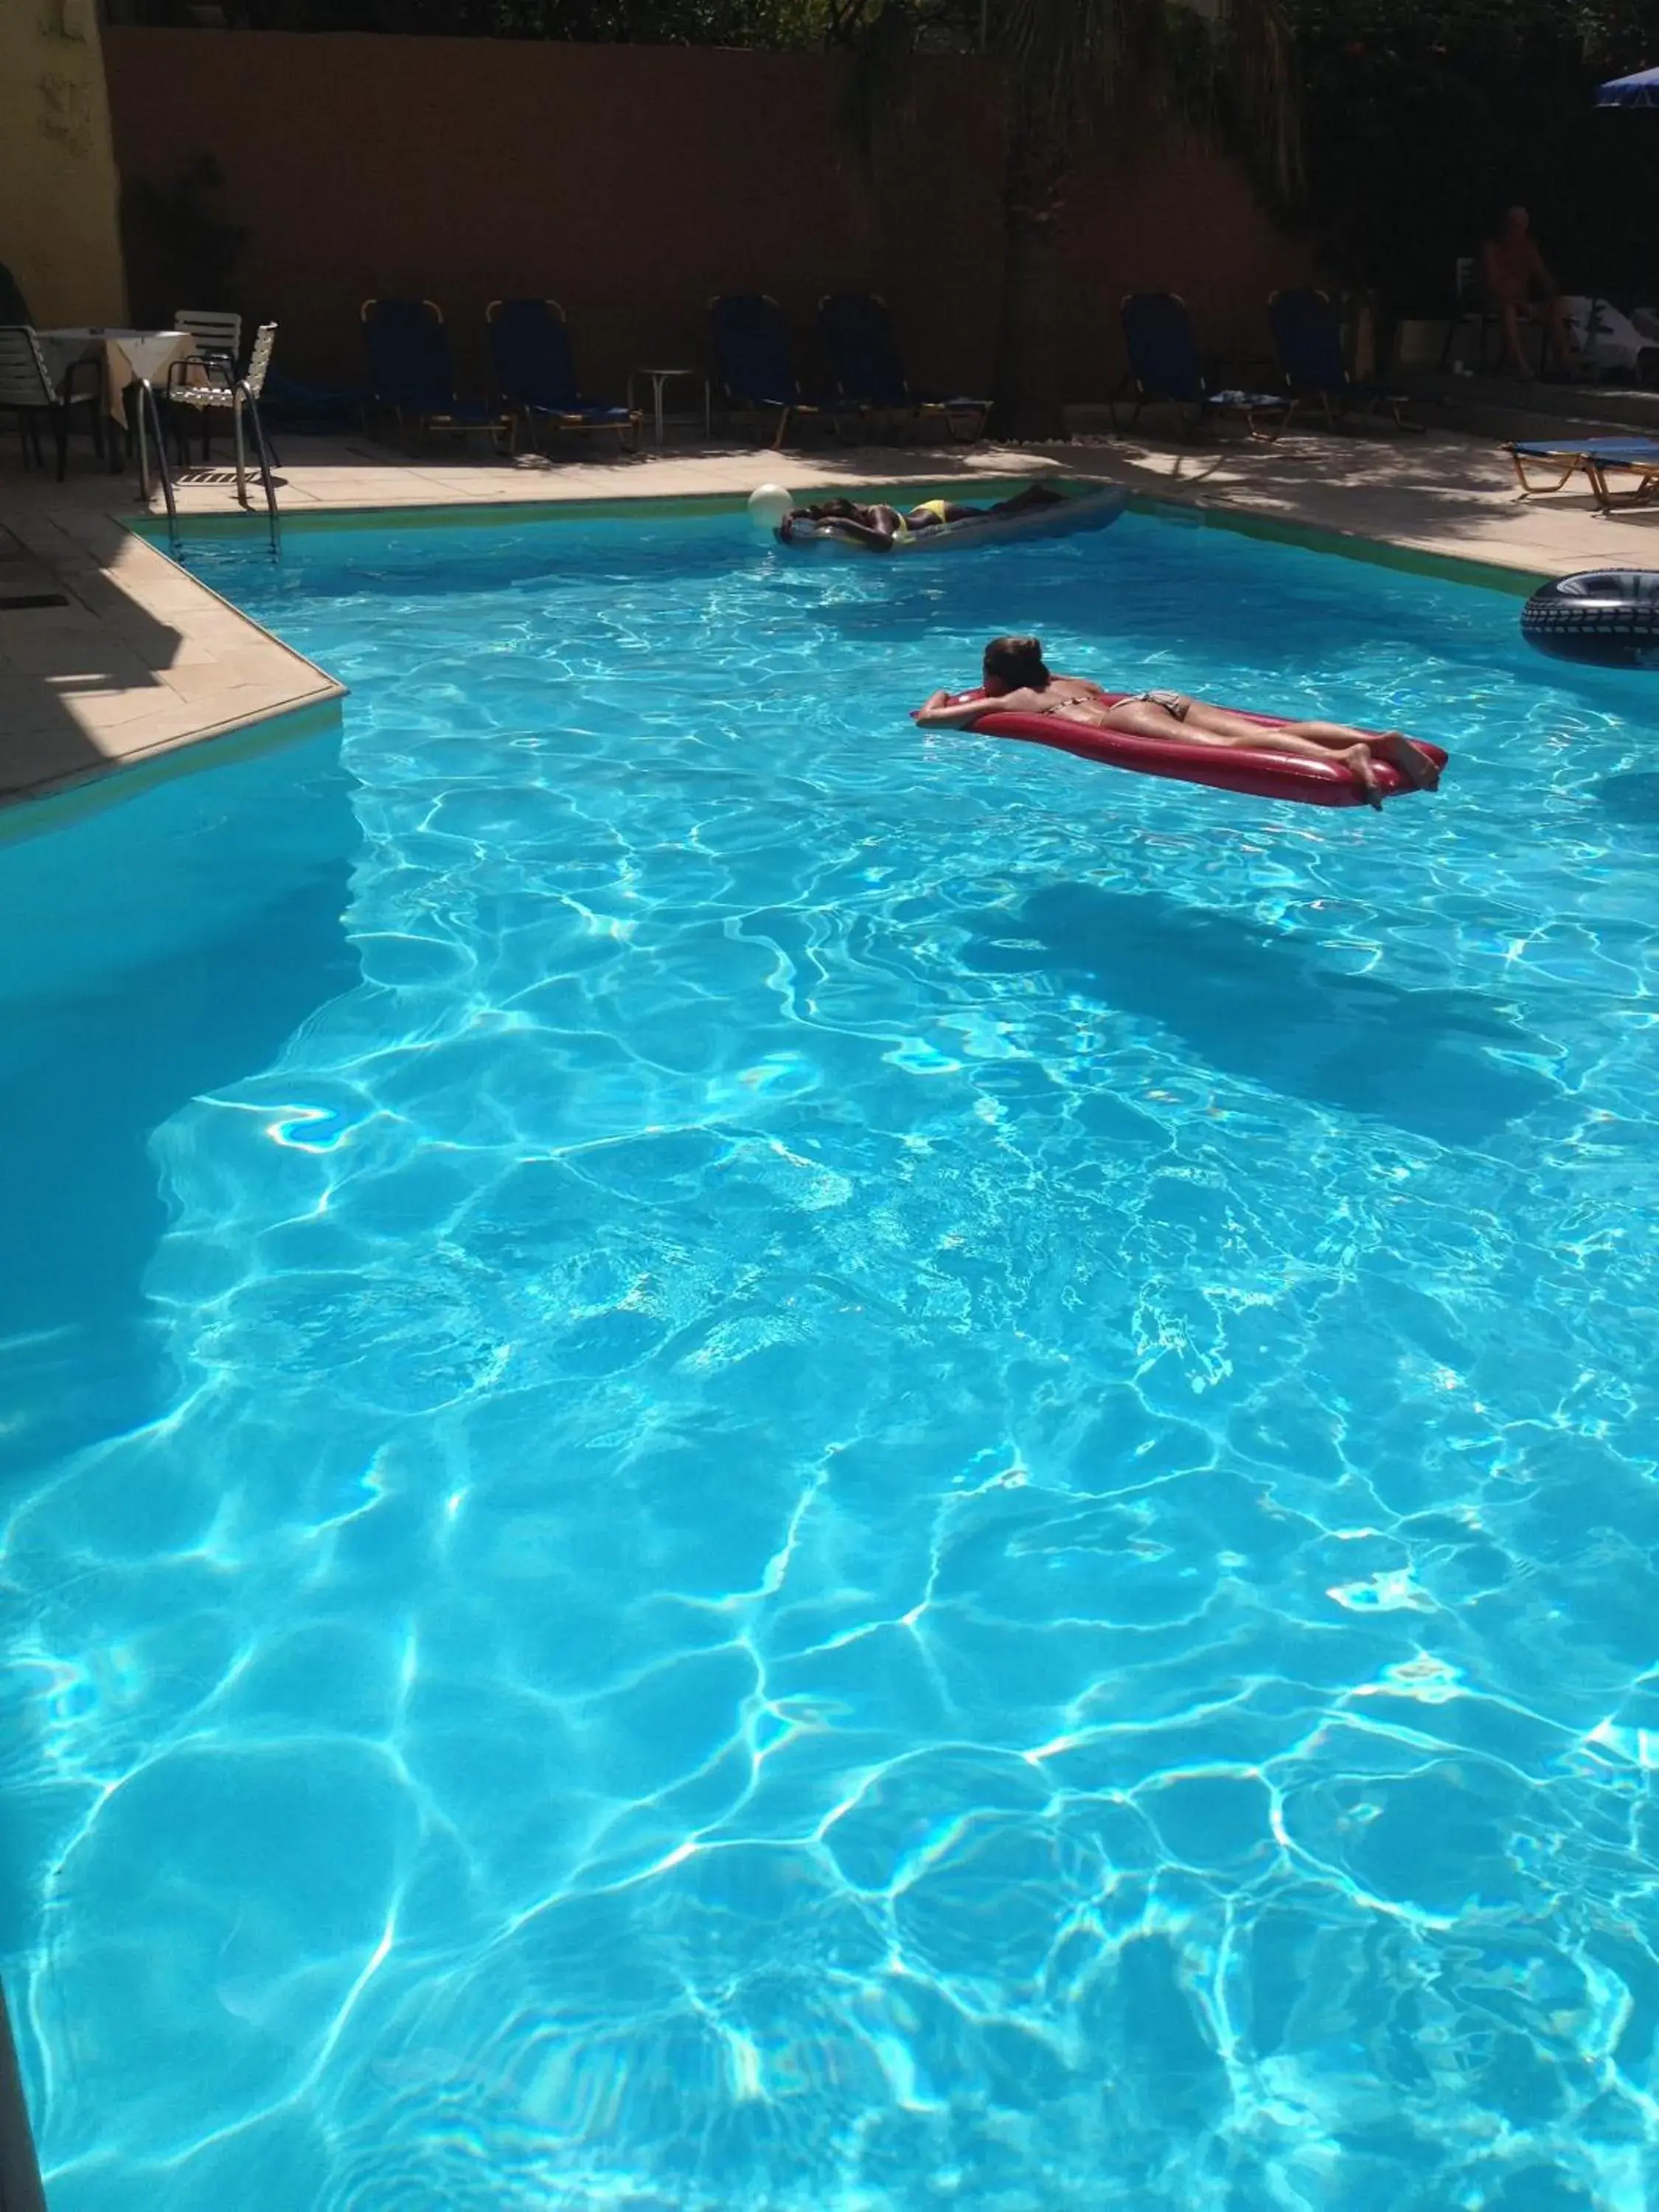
[
  {"x1": 35, "y1": 328, "x2": 197, "y2": 425},
  {"x1": 1562, "y1": 297, "x2": 1658, "y2": 377}
]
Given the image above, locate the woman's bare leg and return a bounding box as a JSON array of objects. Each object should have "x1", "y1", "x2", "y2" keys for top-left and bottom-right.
[
  {"x1": 1094, "y1": 698, "x2": 1427, "y2": 807},
  {"x1": 1501, "y1": 302, "x2": 1531, "y2": 375},
  {"x1": 1179, "y1": 702, "x2": 1439, "y2": 790},
  {"x1": 1282, "y1": 721, "x2": 1440, "y2": 791},
  {"x1": 1101, "y1": 698, "x2": 1345, "y2": 757}
]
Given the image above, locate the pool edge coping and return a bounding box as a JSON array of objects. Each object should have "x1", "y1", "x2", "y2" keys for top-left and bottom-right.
[
  {"x1": 1121, "y1": 488, "x2": 1548, "y2": 598},
  {"x1": 0, "y1": 690, "x2": 347, "y2": 847},
  {"x1": 0, "y1": 512, "x2": 348, "y2": 825}
]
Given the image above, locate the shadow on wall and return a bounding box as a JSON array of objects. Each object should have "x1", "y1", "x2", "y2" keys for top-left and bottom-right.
[
  {"x1": 118, "y1": 153, "x2": 248, "y2": 326},
  {"x1": 0, "y1": 726, "x2": 361, "y2": 1481},
  {"x1": 962, "y1": 882, "x2": 1555, "y2": 1147}
]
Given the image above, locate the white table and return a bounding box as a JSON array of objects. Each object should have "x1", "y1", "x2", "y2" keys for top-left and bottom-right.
[
  {"x1": 627, "y1": 366, "x2": 711, "y2": 447},
  {"x1": 35, "y1": 327, "x2": 195, "y2": 431}
]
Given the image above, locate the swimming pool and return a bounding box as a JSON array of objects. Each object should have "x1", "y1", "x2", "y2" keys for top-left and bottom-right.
[{"x1": 5, "y1": 498, "x2": 1659, "y2": 2210}]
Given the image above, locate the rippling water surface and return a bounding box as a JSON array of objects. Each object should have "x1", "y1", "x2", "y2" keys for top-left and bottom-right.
[{"x1": 5, "y1": 504, "x2": 1659, "y2": 2211}]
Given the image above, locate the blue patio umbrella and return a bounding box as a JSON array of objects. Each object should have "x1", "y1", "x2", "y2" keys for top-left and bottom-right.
[{"x1": 1598, "y1": 63, "x2": 1659, "y2": 106}]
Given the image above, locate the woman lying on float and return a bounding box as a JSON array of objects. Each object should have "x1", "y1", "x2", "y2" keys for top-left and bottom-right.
[
  {"x1": 915, "y1": 637, "x2": 1444, "y2": 810},
  {"x1": 782, "y1": 484, "x2": 1066, "y2": 548}
]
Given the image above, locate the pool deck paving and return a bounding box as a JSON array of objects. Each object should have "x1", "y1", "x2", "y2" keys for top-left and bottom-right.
[{"x1": 2, "y1": 420, "x2": 1657, "y2": 814}]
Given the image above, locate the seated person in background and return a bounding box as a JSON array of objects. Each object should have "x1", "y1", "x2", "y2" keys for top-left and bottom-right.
[
  {"x1": 914, "y1": 636, "x2": 1440, "y2": 808},
  {"x1": 1480, "y1": 206, "x2": 1578, "y2": 378},
  {"x1": 782, "y1": 482, "x2": 1062, "y2": 549}
]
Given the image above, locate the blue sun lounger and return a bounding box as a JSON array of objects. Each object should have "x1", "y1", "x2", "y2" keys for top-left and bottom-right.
[
  {"x1": 259, "y1": 367, "x2": 366, "y2": 432},
  {"x1": 709, "y1": 294, "x2": 838, "y2": 449},
  {"x1": 1113, "y1": 292, "x2": 1287, "y2": 438},
  {"x1": 1507, "y1": 436, "x2": 1659, "y2": 509},
  {"x1": 818, "y1": 292, "x2": 990, "y2": 443},
  {"x1": 1268, "y1": 288, "x2": 1420, "y2": 432},
  {"x1": 486, "y1": 299, "x2": 641, "y2": 456},
  {"x1": 361, "y1": 299, "x2": 504, "y2": 448}
]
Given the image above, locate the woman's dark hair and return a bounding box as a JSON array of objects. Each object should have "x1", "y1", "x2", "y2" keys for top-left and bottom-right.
[
  {"x1": 804, "y1": 497, "x2": 860, "y2": 521},
  {"x1": 984, "y1": 635, "x2": 1050, "y2": 690}
]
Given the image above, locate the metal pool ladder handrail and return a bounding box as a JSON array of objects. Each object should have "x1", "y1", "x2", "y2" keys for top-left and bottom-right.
[
  {"x1": 232, "y1": 377, "x2": 282, "y2": 559},
  {"x1": 132, "y1": 376, "x2": 180, "y2": 556},
  {"x1": 131, "y1": 375, "x2": 282, "y2": 563}
]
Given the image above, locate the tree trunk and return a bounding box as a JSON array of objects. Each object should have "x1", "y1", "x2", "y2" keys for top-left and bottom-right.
[{"x1": 992, "y1": 110, "x2": 1069, "y2": 442}]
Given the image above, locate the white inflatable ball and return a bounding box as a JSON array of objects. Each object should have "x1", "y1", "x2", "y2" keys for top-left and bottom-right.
[{"x1": 747, "y1": 483, "x2": 795, "y2": 538}]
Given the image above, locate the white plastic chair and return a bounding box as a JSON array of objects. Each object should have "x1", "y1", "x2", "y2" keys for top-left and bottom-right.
[
  {"x1": 170, "y1": 310, "x2": 244, "y2": 461},
  {"x1": 0, "y1": 324, "x2": 100, "y2": 479},
  {"x1": 167, "y1": 321, "x2": 276, "y2": 472},
  {"x1": 173, "y1": 308, "x2": 243, "y2": 366}
]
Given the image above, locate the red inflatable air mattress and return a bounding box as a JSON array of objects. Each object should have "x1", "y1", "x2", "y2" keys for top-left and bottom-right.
[{"x1": 922, "y1": 692, "x2": 1446, "y2": 808}]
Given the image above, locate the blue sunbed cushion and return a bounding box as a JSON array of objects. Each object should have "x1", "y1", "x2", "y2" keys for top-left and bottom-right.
[
  {"x1": 840, "y1": 386, "x2": 988, "y2": 413},
  {"x1": 712, "y1": 295, "x2": 810, "y2": 409},
  {"x1": 260, "y1": 368, "x2": 366, "y2": 427},
  {"x1": 526, "y1": 402, "x2": 633, "y2": 421},
  {"x1": 1512, "y1": 437, "x2": 1659, "y2": 459},
  {"x1": 817, "y1": 296, "x2": 987, "y2": 416},
  {"x1": 1270, "y1": 289, "x2": 1349, "y2": 390},
  {"x1": 1121, "y1": 293, "x2": 1206, "y2": 403},
  {"x1": 364, "y1": 299, "x2": 459, "y2": 411},
  {"x1": 821, "y1": 293, "x2": 914, "y2": 408},
  {"x1": 1208, "y1": 389, "x2": 1287, "y2": 410},
  {"x1": 487, "y1": 304, "x2": 635, "y2": 426}
]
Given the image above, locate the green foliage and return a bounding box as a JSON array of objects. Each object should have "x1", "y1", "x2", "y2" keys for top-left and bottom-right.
[
  {"x1": 810, "y1": 0, "x2": 1299, "y2": 198},
  {"x1": 218, "y1": 0, "x2": 825, "y2": 37},
  {"x1": 1289, "y1": 0, "x2": 1659, "y2": 307}
]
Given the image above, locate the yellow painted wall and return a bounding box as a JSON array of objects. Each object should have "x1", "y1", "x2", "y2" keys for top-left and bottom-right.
[{"x1": 0, "y1": 0, "x2": 127, "y2": 326}]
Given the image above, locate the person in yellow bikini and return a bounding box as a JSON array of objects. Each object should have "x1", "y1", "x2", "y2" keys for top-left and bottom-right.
[{"x1": 780, "y1": 483, "x2": 1062, "y2": 550}]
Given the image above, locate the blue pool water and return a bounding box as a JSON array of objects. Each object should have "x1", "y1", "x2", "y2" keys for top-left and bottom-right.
[{"x1": 4, "y1": 501, "x2": 1659, "y2": 2210}]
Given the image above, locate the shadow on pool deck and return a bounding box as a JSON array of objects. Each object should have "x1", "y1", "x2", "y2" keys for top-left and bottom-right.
[
  {"x1": 967, "y1": 883, "x2": 1555, "y2": 1146},
  {"x1": 0, "y1": 517, "x2": 194, "y2": 802}
]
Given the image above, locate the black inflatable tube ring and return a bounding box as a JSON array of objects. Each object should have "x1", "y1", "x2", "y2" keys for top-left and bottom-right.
[{"x1": 1522, "y1": 570, "x2": 1659, "y2": 668}]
